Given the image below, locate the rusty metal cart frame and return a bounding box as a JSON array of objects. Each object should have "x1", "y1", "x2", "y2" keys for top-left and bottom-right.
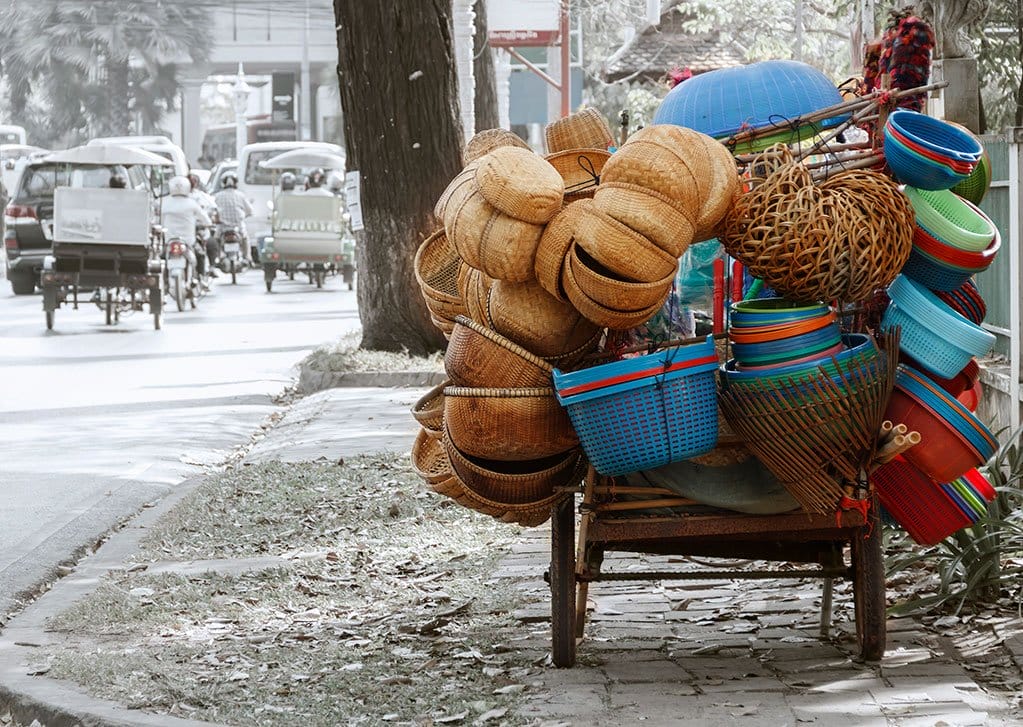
[{"x1": 547, "y1": 465, "x2": 885, "y2": 667}]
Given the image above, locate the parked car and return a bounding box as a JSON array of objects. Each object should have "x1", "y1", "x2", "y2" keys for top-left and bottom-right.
[{"x1": 3, "y1": 158, "x2": 147, "y2": 294}]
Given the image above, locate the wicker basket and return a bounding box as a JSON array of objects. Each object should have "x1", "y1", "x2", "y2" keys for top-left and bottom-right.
[
  {"x1": 487, "y1": 278, "x2": 602, "y2": 360},
  {"x1": 545, "y1": 149, "x2": 611, "y2": 201},
  {"x1": 434, "y1": 164, "x2": 478, "y2": 220},
  {"x1": 457, "y1": 265, "x2": 494, "y2": 327},
  {"x1": 568, "y1": 243, "x2": 674, "y2": 311},
  {"x1": 545, "y1": 108, "x2": 614, "y2": 154},
  {"x1": 445, "y1": 186, "x2": 545, "y2": 282},
  {"x1": 445, "y1": 315, "x2": 553, "y2": 388},
  {"x1": 542, "y1": 327, "x2": 604, "y2": 369},
  {"x1": 411, "y1": 427, "x2": 453, "y2": 485},
  {"x1": 574, "y1": 201, "x2": 679, "y2": 283},
  {"x1": 474, "y1": 146, "x2": 564, "y2": 225},
  {"x1": 562, "y1": 253, "x2": 666, "y2": 330},
  {"x1": 534, "y1": 199, "x2": 591, "y2": 301},
  {"x1": 443, "y1": 428, "x2": 581, "y2": 504},
  {"x1": 429, "y1": 474, "x2": 467, "y2": 501},
  {"x1": 443, "y1": 385, "x2": 579, "y2": 461},
  {"x1": 411, "y1": 379, "x2": 449, "y2": 435},
  {"x1": 592, "y1": 182, "x2": 695, "y2": 257},
  {"x1": 453, "y1": 484, "x2": 569, "y2": 527},
  {"x1": 600, "y1": 126, "x2": 706, "y2": 215},
  {"x1": 694, "y1": 134, "x2": 742, "y2": 242},
  {"x1": 721, "y1": 149, "x2": 915, "y2": 303},
  {"x1": 463, "y1": 128, "x2": 530, "y2": 166},
  {"x1": 414, "y1": 230, "x2": 468, "y2": 324}
]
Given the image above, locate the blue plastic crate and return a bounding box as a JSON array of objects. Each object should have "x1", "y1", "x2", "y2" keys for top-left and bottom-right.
[{"x1": 553, "y1": 337, "x2": 719, "y2": 476}]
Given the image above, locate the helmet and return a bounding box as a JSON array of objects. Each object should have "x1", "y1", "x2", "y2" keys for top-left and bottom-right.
[
  {"x1": 108, "y1": 173, "x2": 127, "y2": 189},
  {"x1": 187, "y1": 173, "x2": 201, "y2": 189},
  {"x1": 168, "y1": 176, "x2": 191, "y2": 196},
  {"x1": 327, "y1": 172, "x2": 344, "y2": 193},
  {"x1": 222, "y1": 172, "x2": 238, "y2": 189},
  {"x1": 280, "y1": 172, "x2": 296, "y2": 191},
  {"x1": 306, "y1": 168, "x2": 325, "y2": 188}
]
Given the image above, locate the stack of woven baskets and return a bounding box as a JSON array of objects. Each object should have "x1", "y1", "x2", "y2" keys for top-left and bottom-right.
[{"x1": 411, "y1": 110, "x2": 744, "y2": 526}]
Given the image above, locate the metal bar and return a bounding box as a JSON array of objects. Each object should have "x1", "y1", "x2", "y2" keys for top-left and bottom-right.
[
  {"x1": 560, "y1": 0, "x2": 570, "y2": 117},
  {"x1": 1010, "y1": 127, "x2": 1022, "y2": 433},
  {"x1": 505, "y1": 47, "x2": 561, "y2": 91},
  {"x1": 819, "y1": 577, "x2": 834, "y2": 638},
  {"x1": 592, "y1": 568, "x2": 852, "y2": 582},
  {"x1": 982, "y1": 324, "x2": 1012, "y2": 337}
]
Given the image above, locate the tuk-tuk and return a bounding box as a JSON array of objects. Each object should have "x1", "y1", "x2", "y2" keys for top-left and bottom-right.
[
  {"x1": 39, "y1": 145, "x2": 171, "y2": 330},
  {"x1": 258, "y1": 149, "x2": 355, "y2": 293}
]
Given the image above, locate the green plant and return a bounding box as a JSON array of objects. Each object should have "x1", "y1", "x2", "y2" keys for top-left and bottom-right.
[{"x1": 885, "y1": 424, "x2": 1023, "y2": 616}]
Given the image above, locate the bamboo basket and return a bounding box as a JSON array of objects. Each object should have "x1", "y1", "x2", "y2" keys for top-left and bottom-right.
[
  {"x1": 542, "y1": 327, "x2": 604, "y2": 370},
  {"x1": 453, "y1": 485, "x2": 570, "y2": 528},
  {"x1": 443, "y1": 385, "x2": 579, "y2": 461},
  {"x1": 414, "y1": 230, "x2": 468, "y2": 324},
  {"x1": 487, "y1": 278, "x2": 602, "y2": 360},
  {"x1": 592, "y1": 181, "x2": 695, "y2": 257},
  {"x1": 463, "y1": 128, "x2": 530, "y2": 166},
  {"x1": 562, "y1": 254, "x2": 666, "y2": 330},
  {"x1": 411, "y1": 379, "x2": 449, "y2": 435},
  {"x1": 694, "y1": 134, "x2": 742, "y2": 242},
  {"x1": 411, "y1": 427, "x2": 453, "y2": 485},
  {"x1": 545, "y1": 108, "x2": 614, "y2": 154},
  {"x1": 434, "y1": 164, "x2": 478, "y2": 220},
  {"x1": 457, "y1": 265, "x2": 494, "y2": 328},
  {"x1": 444, "y1": 316, "x2": 554, "y2": 388},
  {"x1": 574, "y1": 202, "x2": 679, "y2": 283},
  {"x1": 534, "y1": 199, "x2": 592, "y2": 302},
  {"x1": 474, "y1": 146, "x2": 564, "y2": 225},
  {"x1": 568, "y1": 244, "x2": 674, "y2": 311},
  {"x1": 545, "y1": 148, "x2": 611, "y2": 201},
  {"x1": 600, "y1": 126, "x2": 705, "y2": 215},
  {"x1": 445, "y1": 186, "x2": 545, "y2": 282}
]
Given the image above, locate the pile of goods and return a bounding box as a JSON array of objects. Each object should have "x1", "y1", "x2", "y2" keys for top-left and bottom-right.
[{"x1": 409, "y1": 53, "x2": 1003, "y2": 546}]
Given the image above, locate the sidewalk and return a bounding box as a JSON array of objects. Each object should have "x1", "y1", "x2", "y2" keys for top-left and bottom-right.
[{"x1": 1, "y1": 377, "x2": 1022, "y2": 726}]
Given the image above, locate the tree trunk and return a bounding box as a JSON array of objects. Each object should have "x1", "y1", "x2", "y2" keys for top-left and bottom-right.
[
  {"x1": 472, "y1": 0, "x2": 499, "y2": 130},
  {"x1": 334, "y1": 0, "x2": 463, "y2": 354}
]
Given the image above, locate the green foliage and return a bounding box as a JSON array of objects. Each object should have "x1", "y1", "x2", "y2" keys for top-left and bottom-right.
[
  {"x1": 975, "y1": 2, "x2": 1022, "y2": 132},
  {"x1": 0, "y1": 0, "x2": 212, "y2": 146},
  {"x1": 886, "y1": 425, "x2": 1023, "y2": 616}
]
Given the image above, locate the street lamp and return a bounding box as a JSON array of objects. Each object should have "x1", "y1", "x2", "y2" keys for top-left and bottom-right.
[{"x1": 232, "y1": 63, "x2": 252, "y2": 160}]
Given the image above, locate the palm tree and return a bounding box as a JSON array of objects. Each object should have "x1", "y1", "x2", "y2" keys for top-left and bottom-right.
[{"x1": 0, "y1": 0, "x2": 211, "y2": 143}]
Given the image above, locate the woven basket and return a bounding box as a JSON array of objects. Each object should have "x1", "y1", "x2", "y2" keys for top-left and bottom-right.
[
  {"x1": 568, "y1": 243, "x2": 674, "y2": 311},
  {"x1": 545, "y1": 149, "x2": 611, "y2": 201},
  {"x1": 562, "y1": 254, "x2": 665, "y2": 330},
  {"x1": 694, "y1": 134, "x2": 742, "y2": 242},
  {"x1": 487, "y1": 278, "x2": 602, "y2": 360},
  {"x1": 414, "y1": 230, "x2": 468, "y2": 324},
  {"x1": 443, "y1": 385, "x2": 579, "y2": 461},
  {"x1": 445, "y1": 315, "x2": 554, "y2": 388},
  {"x1": 443, "y1": 428, "x2": 581, "y2": 504},
  {"x1": 475, "y1": 146, "x2": 564, "y2": 225},
  {"x1": 542, "y1": 327, "x2": 604, "y2": 369},
  {"x1": 463, "y1": 128, "x2": 530, "y2": 166},
  {"x1": 411, "y1": 379, "x2": 448, "y2": 435},
  {"x1": 434, "y1": 164, "x2": 478, "y2": 220},
  {"x1": 600, "y1": 125, "x2": 706, "y2": 215},
  {"x1": 545, "y1": 108, "x2": 614, "y2": 154},
  {"x1": 457, "y1": 265, "x2": 494, "y2": 327},
  {"x1": 453, "y1": 483, "x2": 569, "y2": 527},
  {"x1": 534, "y1": 199, "x2": 592, "y2": 301},
  {"x1": 411, "y1": 427, "x2": 452, "y2": 484},
  {"x1": 574, "y1": 201, "x2": 680, "y2": 283},
  {"x1": 592, "y1": 182, "x2": 695, "y2": 257},
  {"x1": 429, "y1": 474, "x2": 467, "y2": 501},
  {"x1": 445, "y1": 186, "x2": 544, "y2": 282},
  {"x1": 721, "y1": 148, "x2": 915, "y2": 303}
]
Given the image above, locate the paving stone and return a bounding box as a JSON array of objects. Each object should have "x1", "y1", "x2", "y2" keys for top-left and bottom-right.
[
  {"x1": 602, "y1": 659, "x2": 690, "y2": 684},
  {"x1": 880, "y1": 662, "x2": 973, "y2": 679},
  {"x1": 892, "y1": 710, "x2": 989, "y2": 727},
  {"x1": 763, "y1": 655, "x2": 859, "y2": 673},
  {"x1": 695, "y1": 675, "x2": 788, "y2": 693},
  {"x1": 535, "y1": 666, "x2": 608, "y2": 687},
  {"x1": 517, "y1": 685, "x2": 607, "y2": 721},
  {"x1": 784, "y1": 693, "x2": 888, "y2": 721}
]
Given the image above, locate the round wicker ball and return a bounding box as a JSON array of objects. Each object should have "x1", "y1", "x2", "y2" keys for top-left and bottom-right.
[
  {"x1": 720, "y1": 154, "x2": 914, "y2": 303},
  {"x1": 487, "y1": 277, "x2": 602, "y2": 360},
  {"x1": 475, "y1": 146, "x2": 564, "y2": 225},
  {"x1": 444, "y1": 186, "x2": 544, "y2": 282}
]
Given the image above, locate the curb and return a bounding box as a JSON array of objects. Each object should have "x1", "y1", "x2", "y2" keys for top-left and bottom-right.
[
  {"x1": 0, "y1": 476, "x2": 230, "y2": 727},
  {"x1": 297, "y1": 364, "x2": 445, "y2": 394}
]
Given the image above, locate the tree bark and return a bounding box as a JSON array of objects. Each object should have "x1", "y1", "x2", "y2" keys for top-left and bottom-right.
[
  {"x1": 472, "y1": 0, "x2": 499, "y2": 130},
  {"x1": 334, "y1": 0, "x2": 462, "y2": 354},
  {"x1": 107, "y1": 58, "x2": 131, "y2": 136}
]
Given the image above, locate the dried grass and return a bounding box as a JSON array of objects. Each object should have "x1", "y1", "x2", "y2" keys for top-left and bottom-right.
[{"x1": 302, "y1": 331, "x2": 443, "y2": 375}]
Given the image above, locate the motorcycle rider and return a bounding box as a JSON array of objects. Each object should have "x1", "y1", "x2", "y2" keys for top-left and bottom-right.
[
  {"x1": 161, "y1": 175, "x2": 211, "y2": 289},
  {"x1": 302, "y1": 168, "x2": 334, "y2": 197},
  {"x1": 327, "y1": 172, "x2": 344, "y2": 196},
  {"x1": 280, "y1": 172, "x2": 297, "y2": 193},
  {"x1": 188, "y1": 172, "x2": 219, "y2": 273},
  {"x1": 213, "y1": 172, "x2": 255, "y2": 263}
]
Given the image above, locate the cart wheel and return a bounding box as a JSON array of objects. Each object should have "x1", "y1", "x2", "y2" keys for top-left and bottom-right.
[
  {"x1": 265, "y1": 279, "x2": 273, "y2": 293},
  {"x1": 851, "y1": 504, "x2": 886, "y2": 661},
  {"x1": 550, "y1": 496, "x2": 577, "y2": 668},
  {"x1": 288, "y1": 270, "x2": 295, "y2": 281},
  {"x1": 105, "y1": 291, "x2": 113, "y2": 325},
  {"x1": 315, "y1": 270, "x2": 324, "y2": 289},
  {"x1": 153, "y1": 312, "x2": 162, "y2": 330},
  {"x1": 348, "y1": 281, "x2": 354, "y2": 291},
  {"x1": 45, "y1": 310, "x2": 54, "y2": 330},
  {"x1": 173, "y1": 277, "x2": 184, "y2": 312},
  {"x1": 230, "y1": 260, "x2": 237, "y2": 285}
]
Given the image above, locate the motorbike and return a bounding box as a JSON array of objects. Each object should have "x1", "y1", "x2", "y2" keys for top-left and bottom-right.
[
  {"x1": 218, "y1": 225, "x2": 245, "y2": 285},
  {"x1": 164, "y1": 230, "x2": 210, "y2": 312}
]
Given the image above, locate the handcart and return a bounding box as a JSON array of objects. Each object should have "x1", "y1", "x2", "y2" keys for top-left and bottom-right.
[
  {"x1": 547, "y1": 467, "x2": 885, "y2": 668},
  {"x1": 39, "y1": 145, "x2": 171, "y2": 331}
]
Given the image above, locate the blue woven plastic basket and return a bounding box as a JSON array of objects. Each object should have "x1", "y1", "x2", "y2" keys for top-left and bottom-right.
[
  {"x1": 884, "y1": 126, "x2": 969, "y2": 190},
  {"x1": 901, "y1": 247, "x2": 974, "y2": 292},
  {"x1": 887, "y1": 110, "x2": 983, "y2": 162},
  {"x1": 553, "y1": 337, "x2": 719, "y2": 476}
]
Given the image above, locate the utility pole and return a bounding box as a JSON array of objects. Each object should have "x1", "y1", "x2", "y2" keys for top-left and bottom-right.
[{"x1": 300, "y1": 0, "x2": 312, "y2": 140}]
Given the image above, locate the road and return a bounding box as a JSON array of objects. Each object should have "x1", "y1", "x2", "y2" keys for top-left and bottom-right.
[{"x1": 0, "y1": 268, "x2": 359, "y2": 617}]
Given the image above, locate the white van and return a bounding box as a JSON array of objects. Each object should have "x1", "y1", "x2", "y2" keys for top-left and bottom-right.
[
  {"x1": 237, "y1": 140, "x2": 344, "y2": 257},
  {"x1": 0, "y1": 125, "x2": 27, "y2": 145},
  {"x1": 87, "y1": 136, "x2": 189, "y2": 177}
]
